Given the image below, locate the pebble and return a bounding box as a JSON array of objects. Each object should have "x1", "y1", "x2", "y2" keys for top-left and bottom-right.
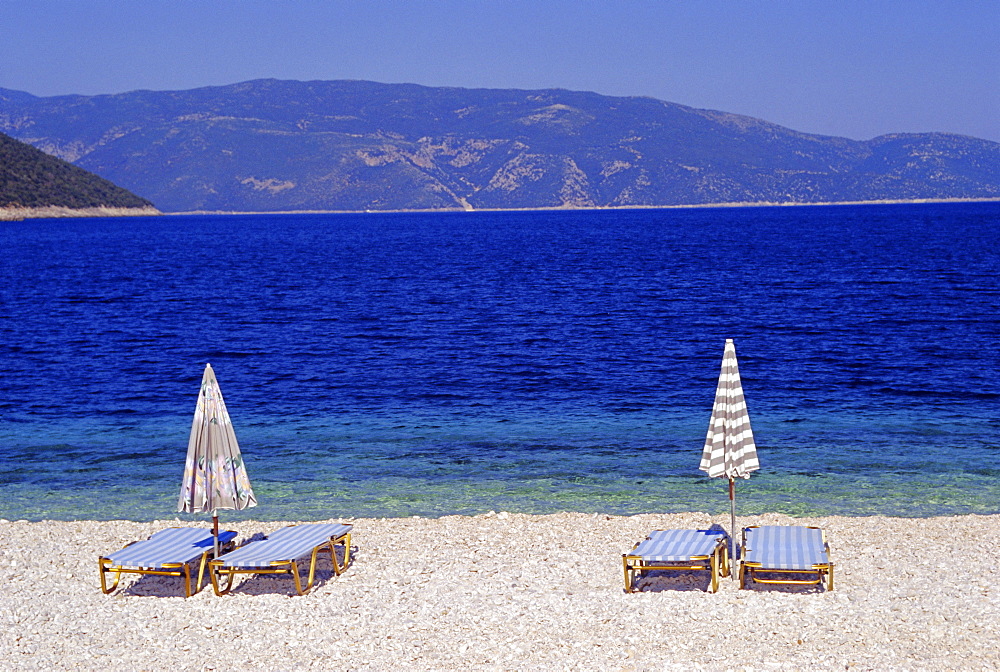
[{"x1": 0, "y1": 513, "x2": 998, "y2": 670}]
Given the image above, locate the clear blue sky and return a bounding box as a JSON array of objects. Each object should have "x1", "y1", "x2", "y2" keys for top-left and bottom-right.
[{"x1": 2, "y1": 0, "x2": 997, "y2": 142}]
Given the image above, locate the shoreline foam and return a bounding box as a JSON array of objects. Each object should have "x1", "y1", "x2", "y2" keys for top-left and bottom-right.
[{"x1": 2, "y1": 512, "x2": 998, "y2": 670}]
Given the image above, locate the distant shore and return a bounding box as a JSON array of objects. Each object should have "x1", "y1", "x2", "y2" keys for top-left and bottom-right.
[
  {"x1": 0, "y1": 205, "x2": 161, "y2": 221},
  {"x1": 169, "y1": 196, "x2": 1000, "y2": 217},
  {"x1": 4, "y1": 511, "x2": 998, "y2": 670},
  {"x1": 2, "y1": 198, "x2": 995, "y2": 222}
]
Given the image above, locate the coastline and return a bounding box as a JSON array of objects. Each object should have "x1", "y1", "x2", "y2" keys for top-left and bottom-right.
[
  {"x1": 3, "y1": 198, "x2": 993, "y2": 221},
  {"x1": 0, "y1": 206, "x2": 161, "y2": 221},
  {"x1": 4, "y1": 511, "x2": 998, "y2": 670},
  {"x1": 168, "y1": 196, "x2": 1000, "y2": 217}
]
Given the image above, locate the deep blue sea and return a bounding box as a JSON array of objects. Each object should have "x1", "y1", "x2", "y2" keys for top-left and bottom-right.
[{"x1": 1, "y1": 202, "x2": 998, "y2": 522}]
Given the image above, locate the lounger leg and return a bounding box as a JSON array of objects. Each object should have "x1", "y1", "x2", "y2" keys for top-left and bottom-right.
[
  {"x1": 290, "y1": 560, "x2": 305, "y2": 596},
  {"x1": 710, "y1": 549, "x2": 719, "y2": 593},
  {"x1": 98, "y1": 559, "x2": 122, "y2": 594},
  {"x1": 195, "y1": 553, "x2": 209, "y2": 596},
  {"x1": 182, "y1": 563, "x2": 193, "y2": 598},
  {"x1": 210, "y1": 565, "x2": 236, "y2": 596},
  {"x1": 828, "y1": 564, "x2": 834, "y2": 591},
  {"x1": 331, "y1": 533, "x2": 351, "y2": 575},
  {"x1": 738, "y1": 562, "x2": 747, "y2": 589},
  {"x1": 327, "y1": 540, "x2": 338, "y2": 575},
  {"x1": 622, "y1": 557, "x2": 633, "y2": 593},
  {"x1": 304, "y1": 546, "x2": 324, "y2": 594}
]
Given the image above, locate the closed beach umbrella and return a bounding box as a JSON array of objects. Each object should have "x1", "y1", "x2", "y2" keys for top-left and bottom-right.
[
  {"x1": 699, "y1": 339, "x2": 759, "y2": 575},
  {"x1": 178, "y1": 363, "x2": 257, "y2": 556}
]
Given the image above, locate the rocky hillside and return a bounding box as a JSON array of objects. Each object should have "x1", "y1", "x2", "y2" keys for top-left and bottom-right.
[
  {"x1": 0, "y1": 130, "x2": 155, "y2": 214},
  {"x1": 2, "y1": 80, "x2": 998, "y2": 212}
]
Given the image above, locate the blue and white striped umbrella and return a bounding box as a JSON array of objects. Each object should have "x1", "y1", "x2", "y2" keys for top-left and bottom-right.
[{"x1": 699, "y1": 339, "x2": 759, "y2": 572}]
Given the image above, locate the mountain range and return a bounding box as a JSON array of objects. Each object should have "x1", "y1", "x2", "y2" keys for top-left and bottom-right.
[{"x1": 2, "y1": 79, "x2": 998, "y2": 213}]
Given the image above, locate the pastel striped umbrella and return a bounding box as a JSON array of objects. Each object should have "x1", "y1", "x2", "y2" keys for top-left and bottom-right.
[
  {"x1": 699, "y1": 339, "x2": 759, "y2": 574},
  {"x1": 178, "y1": 363, "x2": 257, "y2": 556}
]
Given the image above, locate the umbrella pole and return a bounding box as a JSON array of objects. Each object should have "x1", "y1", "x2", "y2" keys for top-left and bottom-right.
[
  {"x1": 213, "y1": 510, "x2": 220, "y2": 558},
  {"x1": 729, "y1": 477, "x2": 737, "y2": 580}
]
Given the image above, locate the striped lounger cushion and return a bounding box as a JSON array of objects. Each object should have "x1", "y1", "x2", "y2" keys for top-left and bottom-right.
[
  {"x1": 632, "y1": 529, "x2": 726, "y2": 562},
  {"x1": 743, "y1": 526, "x2": 828, "y2": 570},
  {"x1": 216, "y1": 523, "x2": 352, "y2": 568},
  {"x1": 105, "y1": 527, "x2": 237, "y2": 569}
]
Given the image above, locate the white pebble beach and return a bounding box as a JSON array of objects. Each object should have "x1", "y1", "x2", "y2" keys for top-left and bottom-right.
[{"x1": 2, "y1": 512, "x2": 998, "y2": 671}]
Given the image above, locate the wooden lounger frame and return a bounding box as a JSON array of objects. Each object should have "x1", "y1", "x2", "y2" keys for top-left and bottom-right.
[
  {"x1": 209, "y1": 526, "x2": 352, "y2": 596},
  {"x1": 739, "y1": 525, "x2": 834, "y2": 591},
  {"x1": 622, "y1": 532, "x2": 730, "y2": 594}
]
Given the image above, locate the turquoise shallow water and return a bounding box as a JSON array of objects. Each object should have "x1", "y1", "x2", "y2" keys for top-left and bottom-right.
[
  {"x1": 2, "y1": 406, "x2": 997, "y2": 521},
  {"x1": 1, "y1": 203, "x2": 998, "y2": 521}
]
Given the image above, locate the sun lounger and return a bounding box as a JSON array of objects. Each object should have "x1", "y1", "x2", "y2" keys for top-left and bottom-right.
[
  {"x1": 622, "y1": 529, "x2": 729, "y2": 593},
  {"x1": 99, "y1": 527, "x2": 238, "y2": 597},
  {"x1": 208, "y1": 522, "x2": 353, "y2": 596},
  {"x1": 739, "y1": 525, "x2": 834, "y2": 590}
]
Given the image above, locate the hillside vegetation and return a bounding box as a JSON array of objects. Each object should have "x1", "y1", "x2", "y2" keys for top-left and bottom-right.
[{"x1": 0, "y1": 131, "x2": 153, "y2": 209}]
